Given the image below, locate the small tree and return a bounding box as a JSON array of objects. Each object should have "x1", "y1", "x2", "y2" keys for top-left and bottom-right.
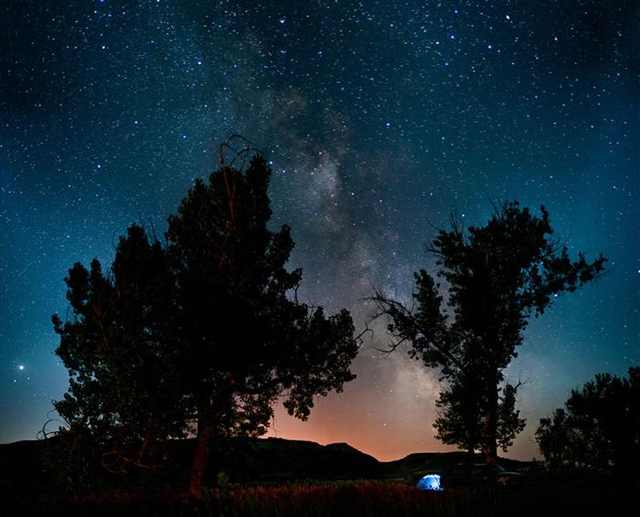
[
  {"x1": 535, "y1": 408, "x2": 583, "y2": 471},
  {"x1": 433, "y1": 371, "x2": 484, "y2": 458},
  {"x1": 373, "y1": 202, "x2": 605, "y2": 474},
  {"x1": 433, "y1": 360, "x2": 525, "y2": 461},
  {"x1": 495, "y1": 383, "x2": 526, "y2": 452},
  {"x1": 536, "y1": 367, "x2": 640, "y2": 482},
  {"x1": 53, "y1": 226, "x2": 187, "y2": 473}
]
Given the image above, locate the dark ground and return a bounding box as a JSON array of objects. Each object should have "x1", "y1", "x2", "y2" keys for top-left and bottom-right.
[{"x1": 0, "y1": 437, "x2": 635, "y2": 516}]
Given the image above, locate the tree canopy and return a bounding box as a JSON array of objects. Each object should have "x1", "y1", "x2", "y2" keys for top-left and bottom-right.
[
  {"x1": 373, "y1": 202, "x2": 605, "y2": 468},
  {"x1": 536, "y1": 367, "x2": 640, "y2": 482},
  {"x1": 53, "y1": 153, "x2": 360, "y2": 497},
  {"x1": 53, "y1": 226, "x2": 187, "y2": 473}
]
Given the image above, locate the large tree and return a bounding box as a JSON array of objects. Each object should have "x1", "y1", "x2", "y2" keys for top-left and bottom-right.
[
  {"x1": 53, "y1": 153, "x2": 360, "y2": 498},
  {"x1": 373, "y1": 202, "x2": 605, "y2": 473},
  {"x1": 536, "y1": 367, "x2": 640, "y2": 482},
  {"x1": 166, "y1": 154, "x2": 359, "y2": 497}
]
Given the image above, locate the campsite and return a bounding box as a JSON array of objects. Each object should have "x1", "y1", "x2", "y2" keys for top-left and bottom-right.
[{"x1": 0, "y1": 436, "x2": 633, "y2": 516}]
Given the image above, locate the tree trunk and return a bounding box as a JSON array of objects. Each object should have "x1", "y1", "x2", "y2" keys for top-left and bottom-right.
[
  {"x1": 613, "y1": 438, "x2": 634, "y2": 487},
  {"x1": 483, "y1": 369, "x2": 499, "y2": 486},
  {"x1": 466, "y1": 448, "x2": 475, "y2": 485},
  {"x1": 189, "y1": 422, "x2": 211, "y2": 499},
  {"x1": 189, "y1": 407, "x2": 213, "y2": 499}
]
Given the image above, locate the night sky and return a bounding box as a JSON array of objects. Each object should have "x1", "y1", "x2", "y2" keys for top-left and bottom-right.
[{"x1": 1, "y1": 1, "x2": 638, "y2": 461}]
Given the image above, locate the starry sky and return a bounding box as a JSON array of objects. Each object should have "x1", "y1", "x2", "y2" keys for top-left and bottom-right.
[{"x1": 1, "y1": 0, "x2": 638, "y2": 461}]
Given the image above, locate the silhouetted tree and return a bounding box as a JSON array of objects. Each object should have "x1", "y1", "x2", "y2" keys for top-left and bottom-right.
[
  {"x1": 433, "y1": 371, "x2": 484, "y2": 457},
  {"x1": 535, "y1": 408, "x2": 585, "y2": 471},
  {"x1": 53, "y1": 226, "x2": 187, "y2": 473},
  {"x1": 372, "y1": 202, "x2": 605, "y2": 478},
  {"x1": 166, "y1": 154, "x2": 359, "y2": 497},
  {"x1": 536, "y1": 367, "x2": 640, "y2": 482},
  {"x1": 53, "y1": 151, "x2": 360, "y2": 498},
  {"x1": 495, "y1": 383, "x2": 526, "y2": 452},
  {"x1": 433, "y1": 362, "x2": 525, "y2": 462}
]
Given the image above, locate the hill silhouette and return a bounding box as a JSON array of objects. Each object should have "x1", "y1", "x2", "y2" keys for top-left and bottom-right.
[{"x1": 0, "y1": 436, "x2": 530, "y2": 496}]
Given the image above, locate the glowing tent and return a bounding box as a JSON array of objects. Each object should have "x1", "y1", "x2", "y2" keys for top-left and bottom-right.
[{"x1": 416, "y1": 474, "x2": 443, "y2": 491}]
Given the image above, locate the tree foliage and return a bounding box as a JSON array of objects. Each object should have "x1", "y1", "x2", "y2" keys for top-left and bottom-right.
[
  {"x1": 432, "y1": 373, "x2": 484, "y2": 454},
  {"x1": 53, "y1": 226, "x2": 187, "y2": 472},
  {"x1": 373, "y1": 202, "x2": 605, "y2": 465},
  {"x1": 53, "y1": 153, "x2": 360, "y2": 495},
  {"x1": 165, "y1": 156, "x2": 357, "y2": 430},
  {"x1": 536, "y1": 367, "x2": 640, "y2": 481}
]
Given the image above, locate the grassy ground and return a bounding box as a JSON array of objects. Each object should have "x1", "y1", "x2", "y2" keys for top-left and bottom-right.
[{"x1": 7, "y1": 479, "x2": 634, "y2": 517}]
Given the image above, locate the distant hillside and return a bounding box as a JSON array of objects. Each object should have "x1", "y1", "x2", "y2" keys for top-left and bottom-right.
[
  {"x1": 382, "y1": 451, "x2": 530, "y2": 482},
  {"x1": 208, "y1": 437, "x2": 383, "y2": 481},
  {"x1": 0, "y1": 436, "x2": 530, "y2": 495}
]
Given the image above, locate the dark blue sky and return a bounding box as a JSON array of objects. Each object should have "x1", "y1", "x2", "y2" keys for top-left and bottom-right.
[{"x1": 1, "y1": 0, "x2": 638, "y2": 460}]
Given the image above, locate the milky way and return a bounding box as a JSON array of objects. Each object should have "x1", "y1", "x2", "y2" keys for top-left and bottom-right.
[{"x1": 1, "y1": 1, "x2": 638, "y2": 460}]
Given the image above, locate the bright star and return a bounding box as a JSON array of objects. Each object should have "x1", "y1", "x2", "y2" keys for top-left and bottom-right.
[{"x1": 18, "y1": 364, "x2": 25, "y2": 371}]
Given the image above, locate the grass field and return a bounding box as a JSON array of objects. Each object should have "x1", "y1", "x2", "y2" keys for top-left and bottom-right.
[
  {"x1": 2, "y1": 439, "x2": 635, "y2": 516},
  {"x1": 8, "y1": 478, "x2": 633, "y2": 517}
]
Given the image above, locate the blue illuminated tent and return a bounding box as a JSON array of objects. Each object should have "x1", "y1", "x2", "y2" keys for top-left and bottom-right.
[{"x1": 417, "y1": 474, "x2": 443, "y2": 491}]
